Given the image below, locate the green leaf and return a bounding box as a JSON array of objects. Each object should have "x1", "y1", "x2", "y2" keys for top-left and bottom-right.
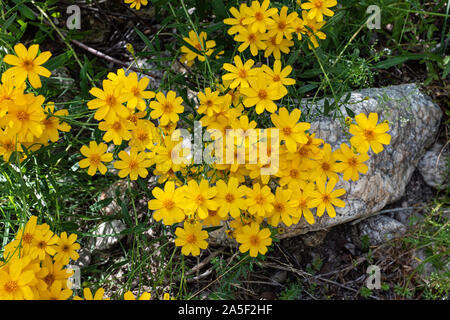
[
  {"x1": 18, "y1": 4, "x2": 35, "y2": 20},
  {"x1": 134, "y1": 27, "x2": 155, "y2": 52},
  {"x1": 297, "y1": 83, "x2": 318, "y2": 94},
  {"x1": 0, "y1": 13, "x2": 17, "y2": 32},
  {"x1": 373, "y1": 53, "x2": 443, "y2": 69},
  {"x1": 211, "y1": 0, "x2": 227, "y2": 19},
  {"x1": 43, "y1": 51, "x2": 73, "y2": 71}
]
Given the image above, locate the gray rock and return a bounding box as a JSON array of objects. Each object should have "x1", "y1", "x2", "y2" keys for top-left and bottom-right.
[
  {"x1": 356, "y1": 215, "x2": 406, "y2": 245},
  {"x1": 417, "y1": 143, "x2": 449, "y2": 189},
  {"x1": 280, "y1": 83, "x2": 442, "y2": 238},
  {"x1": 90, "y1": 220, "x2": 127, "y2": 251},
  {"x1": 71, "y1": 248, "x2": 91, "y2": 268},
  {"x1": 301, "y1": 230, "x2": 328, "y2": 247}
]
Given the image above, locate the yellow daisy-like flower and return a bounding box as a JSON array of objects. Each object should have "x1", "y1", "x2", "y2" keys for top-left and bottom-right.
[
  {"x1": 245, "y1": 183, "x2": 275, "y2": 217},
  {"x1": 174, "y1": 222, "x2": 209, "y2": 256},
  {"x1": 223, "y1": 3, "x2": 249, "y2": 35},
  {"x1": 30, "y1": 229, "x2": 59, "y2": 260},
  {"x1": 291, "y1": 187, "x2": 316, "y2": 225},
  {"x1": 124, "y1": 0, "x2": 148, "y2": 11},
  {"x1": 148, "y1": 181, "x2": 186, "y2": 225},
  {"x1": 183, "y1": 179, "x2": 218, "y2": 220},
  {"x1": 263, "y1": 35, "x2": 294, "y2": 59},
  {"x1": 7, "y1": 93, "x2": 45, "y2": 142},
  {"x1": 0, "y1": 130, "x2": 23, "y2": 162},
  {"x1": 87, "y1": 79, "x2": 129, "y2": 123},
  {"x1": 267, "y1": 6, "x2": 298, "y2": 44},
  {"x1": 301, "y1": 0, "x2": 337, "y2": 22},
  {"x1": 129, "y1": 119, "x2": 155, "y2": 151},
  {"x1": 243, "y1": 0, "x2": 278, "y2": 33},
  {"x1": 334, "y1": 143, "x2": 369, "y2": 181},
  {"x1": 307, "y1": 177, "x2": 346, "y2": 218},
  {"x1": 79, "y1": 141, "x2": 113, "y2": 176},
  {"x1": 215, "y1": 177, "x2": 248, "y2": 219},
  {"x1": 234, "y1": 27, "x2": 268, "y2": 56},
  {"x1": 266, "y1": 187, "x2": 299, "y2": 227},
  {"x1": 349, "y1": 112, "x2": 391, "y2": 154},
  {"x1": 53, "y1": 232, "x2": 80, "y2": 265},
  {"x1": 2, "y1": 43, "x2": 52, "y2": 88},
  {"x1": 123, "y1": 72, "x2": 155, "y2": 111},
  {"x1": 197, "y1": 88, "x2": 225, "y2": 116},
  {"x1": 123, "y1": 290, "x2": 151, "y2": 300},
  {"x1": 149, "y1": 91, "x2": 184, "y2": 126},
  {"x1": 40, "y1": 281, "x2": 73, "y2": 300},
  {"x1": 262, "y1": 60, "x2": 296, "y2": 95},
  {"x1": 235, "y1": 222, "x2": 272, "y2": 257},
  {"x1": 114, "y1": 149, "x2": 152, "y2": 180},
  {"x1": 74, "y1": 288, "x2": 109, "y2": 300},
  {"x1": 0, "y1": 256, "x2": 36, "y2": 300},
  {"x1": 299, "y1": 10, "x2": 327, "y2": 49},
  {"x1": 38, "y1": 102, "x2": 71, "y2": 144},
  {"x1": 241, "y1": 77, "x2": 283, "y2": 114},
  {"x1": 309, "y1": 143, "x2": 339, "y2": 182},
  {"x1": 222, "y1": 55, "x2": 259, "y2": 89},
  {"x1": 271, "y1": 107, "x2": 310, "y2": 152},
  {"x1": 98, "y1": 118, "x2": 133, "y2": 146},
  {"x1": 180, "y1": 31, "x2": 216, "y2": 66}
]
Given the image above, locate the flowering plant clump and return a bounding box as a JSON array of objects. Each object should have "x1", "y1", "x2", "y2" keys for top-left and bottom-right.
[
  {"x1": 80, "y1": 0, "x2": 391, "y2": 260},
  {"x1": 0, "y1": 0, "x2": 396, "y2": 300}
]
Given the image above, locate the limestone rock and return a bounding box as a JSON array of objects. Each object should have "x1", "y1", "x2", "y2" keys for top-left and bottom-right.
[
  {"x1": 417, "y1": 143, "x2": 449, "y2": 189},
  {"x1": 356, "y1": 215, "x2": 406, "y2": 245},
  {"x1": 280, "y1": 83, "x2": 442, "y2": 238}
]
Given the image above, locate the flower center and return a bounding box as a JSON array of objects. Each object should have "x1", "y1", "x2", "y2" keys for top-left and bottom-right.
[
  {"x1": 321, "y1": 162, "x2": 330, "y2": 171},
  {"x1": 4, "y1": 281, "x2": 18, "y2": 293},
  {"x1": 195, "y1": 194, "x2": 205, "y2": 205},
  {"x1": 206, "y1": 99, "x2": 213, "y2": 107},
  {"x1": 105, "y1": 95, "x2": 117, "y2": 107},
  {"x1": 38, "y1": 241, "x2": 47, "y2": 249},
  {"x1": 290, "y1": 169, "x2": 299, "y2": 178},
  {"x1": 255, "y1": 11, "x2": 264, "y2": 21},
  {"x1": 225, "y1": 193, "x2": 235, "y2": 203},
  {"x1": 254, "y1": 194, "x2": 265, "y2": 205},
  {"x1": 162, "y1": 102, "x2": 173, "y2": 113},
  {"x1": 277, "y1": 21, "x2": 287, "y2": 30},
  {"x1": 186, "y1": 234, "x2": 197, "y2": 244},
  {"x1": 273, "y1": 74, "x2": 281, "y2": 82},
  {"x1": 248, "y1": 33, "x2": 257, "y2": 43},
  {"x1": 258, "y1": 89, "x2": 268, "y2": 99},
  {"x1": 313, "y1": 0, "x2": 324, "y2": 8},
  {"x1": 348, "y1": 157, "x2": 358, "y2": 167},
  {"x1": 299, "y1": 199, "x2": 307, "y2": 208},
  {"x1": 322, "y1": 194, "x2": 331, "y2": 203},
  {"x1": 238, "y1": 69, "x2": 247, "y2": 78},
  {"x1": 194, "y1": 43, "x2": 203, "y2": 51},
  {"x1": 22, "y1": 233, "x2": 33, "y2": 244},
  {"x1": 363, "y1": 129, "x2": 375, "y2": 140},
  {"x1": 137, "y1": 131, "x2": 149, "y2": 141},
  {"x1": 131, "y1": 87, "x2": 141, "y2": 97},
  {"x1": 283, "y1": 127, "x2": 292, "y2": 136},
  {"x1": 90, "y1": 154, "x2": 101, "y2": 165},
  {"x1": 112, "y1": 122, "x2": 122, "y2": 130},
  {"x1": 22, "y1": 59, "x2": 34, "y2": 71},
  {"x1": 17, "y1": 111, "x2": 29, "y2": 121},
  {"x1": 274, "y1": 202, "x2": 285, "y2": 212},
  {"x1": 163, "y1": 199, "x2": 175, "y2": 210},
  {"x1": 128, "y1": 160, "x2": 139, "y2": 170},
  {"x1": 44, "y1": 274, "x2": 55, "y2": 286},
  {"x1": 249, "y1": 235, "x2": 260, "y2": 246}
]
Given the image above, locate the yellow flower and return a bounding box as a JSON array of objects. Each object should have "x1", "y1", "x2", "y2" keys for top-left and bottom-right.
[
  {"x1": 301, "y1": 0, "x2": 337, "y2": 22},
  {"x1": 79, "y1": 141, "x2": 113, "y2": 176},
  {"x1": 2, "y1": 43, "x2": 52, "y2": 88},
  {"x1": 197, "y1": 88, "x2": 226, "y2": 116},
  {"x1": 98, "y1": 118, "x2": 133, "y2": 146},
  {"x1": 263, "y1": 35, "x2": 294, "y2": 59},
  {"x1": 243, "y1": 0, "x2": 278, "y2": 33},
  {"x1": 291, "y1": 187, "x2": 316, "y2": 225},
  {"x1": 53, "y1": 232, "x2": 80, "y2": 265},
  {"x1": 334, "y1": 143, "x2": 369, "y2": 181},
  {"x1": 39, "y1": 255, "x2": 73, "y2": 291},
  {"x1": 30, "y1": 229, "x2": 59, "y2": 260},
  {"x1": 222, "y1": 55, "x2": 259, "y2": 89},
  {"x1": 38, "y1": 102, "x2": 71, "y2": 144},
  {"x1": 307, "y1": 177, "x2": 346, "y2": 218},
  {"x1": 299, "y1": 10, "x2": 327, "y2": 49},
  {"x1": 122, "y1": 72, "x2": 155, "y2": 111},
  {"x1": 180, "y1": 31, "x2": 216, "y2": 66},
  {"x1": 73, "y1": 288, "x2": 109, "y2": 300},
  {"x1": 183, "y1": 179, "x2": 218, "y2": 219},
  {"x1": 235, "y1": 222, "x2": 272, "y2": 257},
  {"x1": 262, "y1": 60, "x2": 296, "y2": 94},
  {"x1": 0, "y1": 130, "x2": 23, "y2": 162},
  {"x1": 215, "y1": 177, "x2": 248, "y2": 219},
  {"x1": 87, "y1": 79, "x2": 129, "y2": 122},
  {"x1": 163, "y1": 292, "x2": 175, "y2": 300},
  {"x1": 267, "y1": 6, "x2": 298, "y2": 44},
  {"x1": 148, "y1": 181, "x2": 186, "y2": 225},
  {"x1": 0, "y1": 256, "x2": 36, "y2": 300},
  {"x1": 174, "y1": 222, "x2": 209, "y2": 256},
  {"x1": 224, "y1": 3, "x2": 249, "y2": 35},
  {"x1": 266, "y1": 187, "x2": 299, "y2": 227},
  {"x1": 349, "y1": 112, "x2": 391, "y2": 154},
  {"x1": 201, "y1": 209, "x2": 226, "y2": 227},
  {"x1": 245, "y1": 183, "x2": 274, "y2": 217},
  {"x1": 271, "y1": 107, "x2": 310, "y2": 152},
  {"x1": 114, "y1": 149, "x2": 152, "y2": 180},
  {"x1": 241, "y1": 77, "x2": 283, "y2": 114},
  {"x1": 234, "y1": 27, "x2": 268, "y2": 56},
  {"x1": 124, "y1": 290, "x2": 151, "y2": 300},
  {"x1": 7, "y1": 93, "x2": 45, "y2": 142},
  {"x1": 40, "y1": 281, "x2": 73, "y2": 300},
  {"x1": 309, "y1": 143, "x2": 339, "y2": 181},
  {"x1": 149, "y1": 91, "x2": 184, "y2": 126},
  {"x1": 124, "y1": 0, "x2": 148, "y2": 10},
  {"x1": 129, "y1": 119, "x2": 155, "y2": 151}
]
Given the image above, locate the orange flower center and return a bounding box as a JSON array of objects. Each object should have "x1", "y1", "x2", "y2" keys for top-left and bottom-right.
[
  {"x1": 254, "y1": 194, "x2": 265, "y2": 205},
  {"x1": 195, "y1": 194, "x2": 205, "y2": 205},
  {"x1": 277, "y1": 21, "x2": 287, "y2": 30},
  {"x1": 313, "y1": 0, "x2": 324, "y2": 8},
  {"x1": 186, "y1": 234, "x2": 197, "y2": 244},
  {"x1": 44, "y1": 274, "x2": 55, "y2": 286},
  {"x1": 22, "y1": 59, "x2": 34, "y2": 71},
  {"x1": 137, "y1": 131, "x2": 149, "y2": 141},
  {"x1": 299, "y1": 199, "x2": 307, "y2": 208},
  {"x1": 62, "y1": 244, "x2": 70, "y2": 252},
  {"x1": 225, "y1": 193, "x2": 235, "y2": 203},
  {"x1": 162, "y1": 102, "x2": 173, "y2": 113},
  {"x1": 38, "y1": 241, "x2": 47, "y2": 249},
  {"x1": 105, "y1": 95, "x2": 117, "y2": 106},
  {"x1": 16, "y1": 111, "x2": 29, "y2": 121},
  {"x1": 348, "y1": 157, "x2": 358, "y2": 167},
  {"x1": 22, "y1": 233, "x2": 33, "y2": 244},
  {"x1": 248, "y1": 33, "x2": 257, "y2": 43},
  {"x1": 290, "y1": 169, "x2": 299, "y2": 178},
  {"x1": 363, "y1": 129, "x2": 375, "y2": 140},
  {"x1": 283, "y1": 127, "x2": 292, "y2": 136},
  {"x1": 249, "y1": 235, "x2": 260, "y2": 246},
  {"x1": 194, "y1": 43, "x2": 203, "y2": 51},
  {"x1": 128, "y1": 160, "x2": 139, "y2": 170},
  {"x1": 238, "y1": 69, "x2": 248, "y2": 78},
  {"x1": 321, "y1": 162, "x2": 330, "y2": 171},
  {"x1": 90, "y1": 154, "x2": 101, "y2": 165},
  {"x1": 255, "y1": 11, "x2": 264, "y2": 21},
  {"x1": 322, "y1": 194, "x2": 331, "y2": 203},
  {"x1": 112, "y1": 122, "x2": 122, "y2": 130},
  {"x1": 3, "y1": 141, "x2": 14, "y2": 152},
  {"x1": 163, "y1": 199, "x2": 175, "y2": 210},
  {"x1": 131, "y1": 87, "x2": 141, "y2": 97},
  {"x1": 206, "y1": 99, "x2": 213, "y2": 107},
  {"x1": 274, "y1": 202, "x2": 285, "y2": 212},
  {"x1": 4, "y1": 281, "x2": 18, "y2": 293},
  {"x1": 258, "y1": 89, "x2": 268, "y2": 99},
  {"x1": 273, "y1": 74, "x2": 281, "y2": 82}
]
